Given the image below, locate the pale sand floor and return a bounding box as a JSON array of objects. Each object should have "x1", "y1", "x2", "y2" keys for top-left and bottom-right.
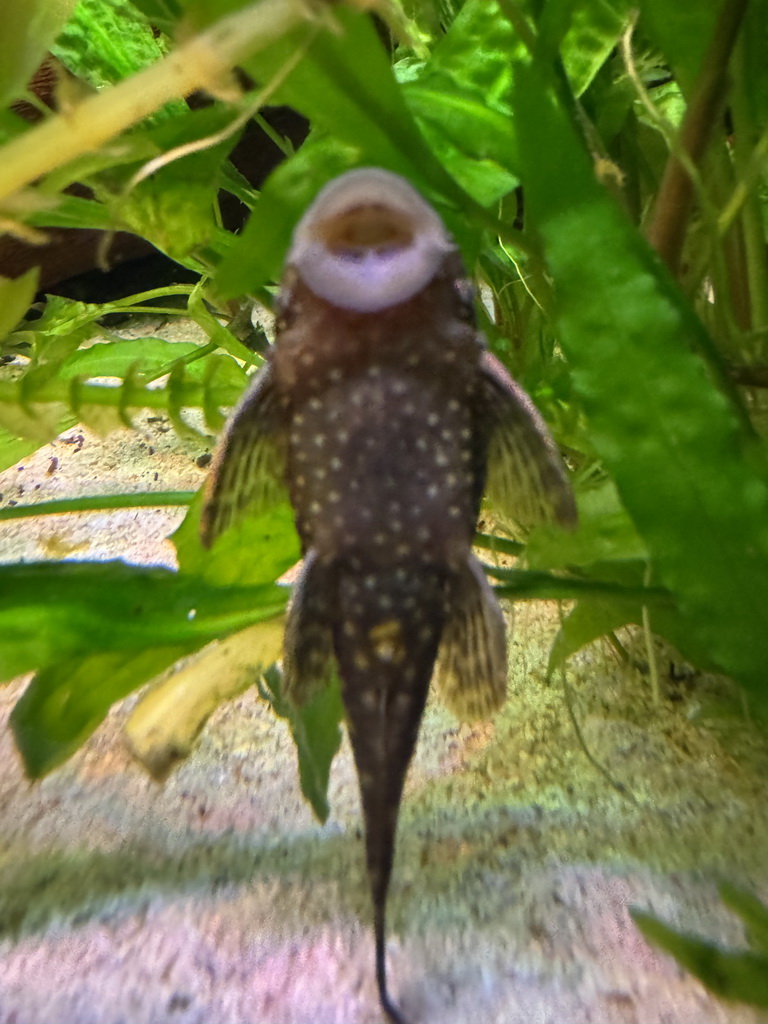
[{"x1": 1, "y1": 319, "x2": 767, "y2": 1024}]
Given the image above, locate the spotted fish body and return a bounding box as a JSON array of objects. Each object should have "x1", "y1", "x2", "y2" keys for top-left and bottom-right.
[{"x1": 201, "y1": 168, "x2": 576, "y2": 1023}]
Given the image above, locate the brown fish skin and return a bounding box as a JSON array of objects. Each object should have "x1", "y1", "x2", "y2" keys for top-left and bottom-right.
[{"x1": 201, "y1": 168, "x2": 576, "y2": 1024}]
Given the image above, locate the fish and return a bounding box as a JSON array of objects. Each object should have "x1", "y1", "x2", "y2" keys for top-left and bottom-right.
[{"x1": 200, "y1": 167, "x2": 577, "y2": 1023}]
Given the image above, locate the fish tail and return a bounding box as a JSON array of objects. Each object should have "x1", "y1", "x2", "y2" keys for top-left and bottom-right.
[{"x1": 334, "y1": 565, "x2": 447, "y2": 1024}]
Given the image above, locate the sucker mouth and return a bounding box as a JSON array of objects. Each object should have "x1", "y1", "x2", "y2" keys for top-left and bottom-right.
[
  {"x1": 288, "y1": 167, "x2": 454, "y2": 312},
  {"x1": 315, "y1": 203, "x2": 415, "y2": 257}
]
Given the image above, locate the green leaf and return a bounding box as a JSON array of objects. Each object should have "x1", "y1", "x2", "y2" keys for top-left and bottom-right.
[
  {"x1": 0, "y1": 428, "x2": 45, "y2": 473},
  {"x1": 11, "y1": 646, "x2": 189, "y2": 779},
  {"x1": 631, "y1": 909, "x2": 768, "y2": 1009},
  {"x1": 213, "y1": 133, "x2": 359, "y2": 300},
  {"x1": 0, "y1": 0, "x2": 78, "y2": 109},
  {"x1": 547, "y1": 595, "x2": 642, "y2": 674},
  {"x1": 526, "y1": 478, "x2": 647, "y2": 571},
  {"x1": 172, "y1": 488, "x2": 300, "y2": 587},
  {"x1": 259, "y1": 664, "x2": 344, "y2": 824},
  {"x1": 560, "y1": 0, "x2": 634, "y2": 97},
  {"x1": 0, "y1": 560, "x2": 287, "y2": 681},
  {"x1": 242, "y1": 6, "x2": 429, "y2": 176},
  {"x1": 719, "y1": 884, "x2": 768, "y2": 956},
  {"x1": 0, "y1": 269, "x2": 40, "y2": 342},
  {"x1": 512, "y1": 54, "x2": 768, "y2": 701},
  {"x1": 57, "y1": 339, "x2": 200, "y2": 380},
  {"x1": 26, "y1": 193, "x2": 119, "y2": 231},
  {"x1": 403, "y1": 85, "x2": 518, "y2": 203},
  {"x1": 52, "y1": 0, "x2": 186, "y2": 122},
  {"x1": 638, "y1": 0, "x2": 720, "y2": 94}
]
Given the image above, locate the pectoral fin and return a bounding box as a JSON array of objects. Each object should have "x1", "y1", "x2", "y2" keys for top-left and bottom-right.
[
  {"x1": 433, "y1": 556, "x2": 508, "y2": 722},
  {"x1": 480, "y1": 351, "x2": 577, "y2": 531},
  {"x1": 200, "y1": 361, "x2": 288, "y2": 547}
]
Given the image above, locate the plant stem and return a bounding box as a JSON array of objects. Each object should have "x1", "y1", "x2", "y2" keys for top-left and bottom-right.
[
  {"x1": 646, "y1": 0, "x2": 749, "y2": 274},
  {"x1": 0, "y1": 0, "x2": 312, "y2": 203}
]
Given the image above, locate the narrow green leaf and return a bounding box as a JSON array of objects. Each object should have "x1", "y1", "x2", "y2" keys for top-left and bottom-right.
[
  {"x1": 260, "y1": 664, "x2": 344, "y2": 824},
  {"x1": 631, "y1": 909, "x2": 768, "y2": 1009},
  {"x1": 719, "y1": 884, "x2": 768, "y2": 956},
  {"x1": 513, "y1": 55, "x2": 768, "y2": 700},
  {"x1": 0, "y1": 268, "x2": 39, "y2": 342},
  {"x1": 10, "y1": 646, "x2": 189, "y2": 779},
  {"x1": 56, "y1": 339, "x2": 200, "y2": 380},
  {"x1": 0, "y1": 428, "x2": 44, "y2": 473},
  {"x1": 0, "y1": 0, "x2": 78, "y2": 109},
  {"x1": 0, "y1": 490, "x2": 195, "y2": 522}
]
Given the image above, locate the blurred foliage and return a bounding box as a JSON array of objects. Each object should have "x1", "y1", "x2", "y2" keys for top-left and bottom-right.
[
  {"x1": 632, "y1": 883, "x2": 768, "y2": 1009},
  {"x1": 0, "y1": 1, "x2": 767, "y2": 891}
]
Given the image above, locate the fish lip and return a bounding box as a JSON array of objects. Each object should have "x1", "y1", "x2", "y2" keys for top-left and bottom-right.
[{"x1": 288, "y1": 167, "x2": 455, "y2": 313}]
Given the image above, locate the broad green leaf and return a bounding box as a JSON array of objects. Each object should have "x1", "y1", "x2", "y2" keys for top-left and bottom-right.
[
  {"x1": 172, "y1": 488, "x2": 300, "y2": 587},
  {"x1": 418, "y1": 0, "x2": 524, "y2": 116},
  {"x1": 561, "y1": 0, "x2": 634, "y2": 97},
  {"x1": 631, "y1": 909, "x2": 768, "y2": 1009},
  {"x1": 0, "y1": 560, "x2": 287, "y2": 681},
  {"x1": 547, "y1": 596, "x2": 642, "y2": 675},
  {"x1": 513, "y1": 55, "x2": 768, "y2": 701},
  {"x1": 52, "y1": 0, "x2": 187, "y2": 122},
  {"x1": 403, "y1": 85, "x2": 518, "y2": 203},
  {"x1": 11, "y1": 646, "x2": 189, "y2": 778},
  {"x1": 526, "y1": 478, "x2": 647, "y2": 570},
  {"x1": 260, "y1": 664, "x2": 344, "y2": 824}
]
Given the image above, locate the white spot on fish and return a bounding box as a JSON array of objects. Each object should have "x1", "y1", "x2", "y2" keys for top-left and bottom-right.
[
  {"x1": 427, "y1": 412, "x2": 439, "y2": 426},
  {"x1": 309, "y1": 397, "x2": 322, "y2": 411}
]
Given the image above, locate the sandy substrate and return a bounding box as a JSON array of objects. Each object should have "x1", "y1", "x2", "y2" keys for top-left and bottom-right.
[{"x1": 1, "y1": 320, "x2": 767, "y2": 1024}]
